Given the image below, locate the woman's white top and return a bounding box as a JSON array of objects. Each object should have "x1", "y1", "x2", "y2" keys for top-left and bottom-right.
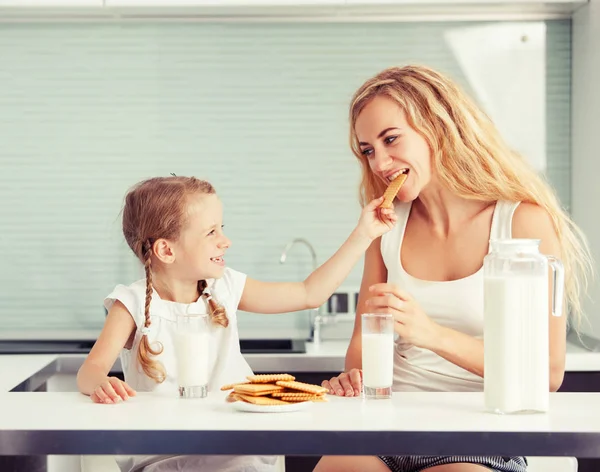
[{"x1": 380, "y1": 200, "x2": 520, "y2": 392}]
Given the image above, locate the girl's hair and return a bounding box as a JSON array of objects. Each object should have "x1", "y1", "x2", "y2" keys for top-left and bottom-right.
[
  {"x1": 349, "y1": 64, "x2": 594, "y2": 329},
  {"x1": 122, "y1": 176, "x2": 229, "y2": 383}
]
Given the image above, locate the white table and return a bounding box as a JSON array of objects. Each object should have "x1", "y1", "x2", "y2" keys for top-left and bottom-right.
[
  {"x1": 2, "y1": 350, "x2": 600, "y2": 461},
  {"x1": 1, "y1": 390, "x2": 600, "y2": 458}
]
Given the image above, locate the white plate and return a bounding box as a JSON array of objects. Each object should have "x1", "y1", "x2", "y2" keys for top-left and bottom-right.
[{"x1": 231, "y1": 400, "x2": 313, "y2": 413}]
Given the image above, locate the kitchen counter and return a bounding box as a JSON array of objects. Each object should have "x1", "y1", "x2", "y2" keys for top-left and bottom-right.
[
  {"x1": 0, "y1": 354, "x2": 58, "y2": 393},
  {"x1": 2, "y1": 339, "x2": 600, "y2": 394},
  {"x1": 565, "y1": 338, "x2": 600, "y2": 372}
]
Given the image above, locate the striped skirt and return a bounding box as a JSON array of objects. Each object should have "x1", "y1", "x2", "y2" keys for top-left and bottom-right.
[{"x1": 379, "y1": 455, "x2": 527, "y2": 472}]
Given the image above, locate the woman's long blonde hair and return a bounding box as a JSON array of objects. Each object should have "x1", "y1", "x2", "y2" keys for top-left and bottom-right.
[{"x1": 349, "y1": 64, "x2": 593, "y2": 328}]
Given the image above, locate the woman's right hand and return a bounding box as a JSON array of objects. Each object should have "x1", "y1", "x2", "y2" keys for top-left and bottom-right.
[
  {"x1": 321, "y1": 368, "x2": 363, "y2": 397},
  {"x1": 90, "y1": 376, "x2": 137, "y2": 404}
]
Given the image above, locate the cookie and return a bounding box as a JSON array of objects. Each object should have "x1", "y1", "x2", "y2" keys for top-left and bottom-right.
[
  {"x1": 233, "y1": 383, "x2": 285, "y2": 396},
  {"x1": 220, "y1": 381, "x2": 250, "y2": 391},
  {"x1": 275, "y1": 380, "x2": 328, "y2": 395},
  {"x1": 271, "y1": 391, "x2": 323, "y2": 398},
  {"x1": 235, "y1": 393, "x2": 290, "y2": 406},
  {"x1": 275, "y1": 394, "x2": 328, "y2": 402},
  {"x1": 380, "y1": 171, "x2": 408, "y2": 209},
  {"x1": 223, "y1": 373, "x2": 329, "y2": 407},
  {"x1": 246, "y1": 374, "x2": 295, "y2": 383},
  {"x1": 225, "y1": 391, "x2": 240, "y2": 402}
]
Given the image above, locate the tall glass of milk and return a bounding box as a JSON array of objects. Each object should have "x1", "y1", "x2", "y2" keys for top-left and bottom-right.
[
  {"x1": 174, "y1": 313, "x2": 210, "y2": 399},
  {"x1": 483, "y1": 239, "x2": 564, "y2": 414},
  {"x1": 361, "y1": 313, "x2": 394, "y2": 399}
]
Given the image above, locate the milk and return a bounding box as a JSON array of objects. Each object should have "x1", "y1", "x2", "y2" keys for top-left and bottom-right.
[
  {"x1": 173, "y1": 331, "x2": 210, "y2": 387},
  {"x1": 362, "y1": 332, "x2": 394, "y2": 388},
  {"x1": 484, "y1": 275, "x2": 549, "y2": 414}
]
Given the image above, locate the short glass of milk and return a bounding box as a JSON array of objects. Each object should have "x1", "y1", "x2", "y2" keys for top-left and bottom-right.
[
  {"x1": 174, "y1": 313, "x2": 210, "y2": 399},
  {"x1": 361, "y1": 313, "x2": 394, "y2": 399}
]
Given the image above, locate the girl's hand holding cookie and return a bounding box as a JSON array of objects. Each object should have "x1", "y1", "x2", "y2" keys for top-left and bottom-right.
[{"x1": 356, "y1": 197, "x2": 398, "y2": 241}]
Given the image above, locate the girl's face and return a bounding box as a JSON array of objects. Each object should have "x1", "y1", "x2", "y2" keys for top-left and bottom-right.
[
  {"x1": 171, "y1": 193, "x2": 231, "y2": 281},
  {"x1": 355, "y1": 95, "x2": 433, "y2": 203}
]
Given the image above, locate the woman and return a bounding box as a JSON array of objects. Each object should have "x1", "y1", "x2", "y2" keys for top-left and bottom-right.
[{"x1": 314, "y1": 65, "x2": 593, "y2": 472}]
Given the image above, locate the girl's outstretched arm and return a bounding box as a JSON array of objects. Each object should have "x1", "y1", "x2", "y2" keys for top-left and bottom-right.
[{"x1": 239, "y1": 197, "x2": 396, "y2": 314}]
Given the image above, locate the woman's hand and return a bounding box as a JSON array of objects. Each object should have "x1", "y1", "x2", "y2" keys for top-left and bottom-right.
[
  {"x1": 355, "y1": 197, "x2": 397, "y2": 241},
  {"x1": 321, "y1": 368, "x2": 362, "y2": 397},
  {"x1": 366, "y1": 283, "x2": 442, "y2": 350},
  {"x1": 90, "y1": 376, "x2": 137, "y2": 404}
]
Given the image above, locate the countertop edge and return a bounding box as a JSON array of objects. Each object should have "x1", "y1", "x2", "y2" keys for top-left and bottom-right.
[{"x1": 2, "y1": 337, "x2": 600, "y2": 393}]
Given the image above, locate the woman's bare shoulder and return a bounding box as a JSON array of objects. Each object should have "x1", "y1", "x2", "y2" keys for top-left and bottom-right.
[{"x1": 512, "y1": 202, "x2": 560, "y2": 253}]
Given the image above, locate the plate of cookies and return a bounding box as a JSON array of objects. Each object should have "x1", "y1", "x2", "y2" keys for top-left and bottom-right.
[{"x1": 221, "y1": 373, "x2": 328, "y2": 413}]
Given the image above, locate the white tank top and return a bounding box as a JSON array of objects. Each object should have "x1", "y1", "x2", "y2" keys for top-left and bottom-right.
[
  {"x1": 380, "y1": 200, "x2": 520, "y2": 392},
  {"x1": 103, "y1": 267, "x2": 278, "y2": 472},
  {"x1": 104, "y1": 267, "x2": 254, "y2": 396}
]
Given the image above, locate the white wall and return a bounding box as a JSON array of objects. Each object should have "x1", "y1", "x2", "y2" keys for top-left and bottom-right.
[{"x1": 572, "y1": 0, "x2": 600, "y2": 340}]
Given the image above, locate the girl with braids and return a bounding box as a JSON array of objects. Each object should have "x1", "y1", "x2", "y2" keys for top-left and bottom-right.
[
  {"x1": 315, "y1": 65, "x2": 593, "y2": 472},
  {"x1": 77, "y1": 175, "x2": 397, "y2": 472}
]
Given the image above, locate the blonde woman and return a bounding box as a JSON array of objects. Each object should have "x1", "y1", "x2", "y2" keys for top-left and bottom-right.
[{"x1": 315, "y1": 65, "x2": 593, "y2": 472}]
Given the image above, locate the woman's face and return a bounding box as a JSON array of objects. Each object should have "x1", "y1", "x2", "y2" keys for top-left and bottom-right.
[{"x1": 355, "y1": 95, "x2": 433, "y2": 203}]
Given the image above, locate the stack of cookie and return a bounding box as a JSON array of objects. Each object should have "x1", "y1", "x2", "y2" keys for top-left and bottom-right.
[{"x1": 221, "y1": 373, "x2": 328, "y2": 406}]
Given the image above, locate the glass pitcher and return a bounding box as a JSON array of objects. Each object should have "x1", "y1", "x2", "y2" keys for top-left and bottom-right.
[{"x1": 483, "y1": 238, "x2": 564, "y2": 414}]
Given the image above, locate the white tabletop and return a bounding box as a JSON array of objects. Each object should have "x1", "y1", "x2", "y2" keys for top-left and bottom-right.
[
  {"x1": 1, "y1": 390, "x2": 600, "y2": 457},
  {"x1": 2, "y1": 390, "x2": 598, "y2": 432}
]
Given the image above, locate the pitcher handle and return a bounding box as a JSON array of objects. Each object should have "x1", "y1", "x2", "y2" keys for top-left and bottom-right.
[{"x1": 547, "y1": 255, "x2": 565, "y2": 317}]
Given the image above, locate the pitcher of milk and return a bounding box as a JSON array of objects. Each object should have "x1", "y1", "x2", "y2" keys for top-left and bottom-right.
[{"x1": 483, "y1": 238, "x2": 564, "y2": 414}]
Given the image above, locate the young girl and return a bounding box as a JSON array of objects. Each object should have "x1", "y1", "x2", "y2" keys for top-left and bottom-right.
[{"x1": 77, "y1": 175, "x2": 396, "y2": 472}]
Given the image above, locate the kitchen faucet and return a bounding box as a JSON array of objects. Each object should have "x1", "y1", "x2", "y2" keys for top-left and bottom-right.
[
  {"x1": 279, "y1": 238, "x2": 317, "y2": 272},
  {"x1": 310, "y1": 293, "x2": 339, "y2": 346},
  {"x1": 279, "y1": 237, "x2": 321, "y2": 316},
  {"x1": 279, "y1": 238, "x2": 337, "y2": 345}
]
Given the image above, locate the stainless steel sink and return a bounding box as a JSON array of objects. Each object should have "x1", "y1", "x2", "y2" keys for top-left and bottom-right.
[
  {"x1": 239, "y1": 339, "x2": 306, "y2": 354},
  {"x1": 0, "y1": 339, "x2": 307, "y2": 355}
]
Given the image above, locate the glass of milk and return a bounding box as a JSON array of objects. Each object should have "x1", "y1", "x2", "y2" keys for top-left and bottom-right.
[
  {"x1": 174, "y1": 313, "x2": 210, "y2": 399},
  {"x1": 361, "y1": 313, "x2": 394, "y2": 399}
]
